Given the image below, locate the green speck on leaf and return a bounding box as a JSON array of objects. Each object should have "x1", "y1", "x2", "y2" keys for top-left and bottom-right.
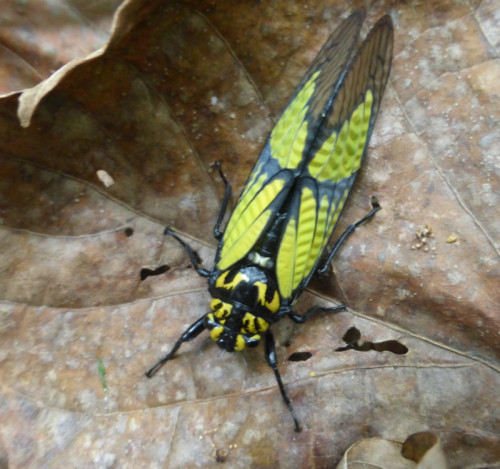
[{"x1": 97, "y1": 358, "x2": 108, "y2": 392}]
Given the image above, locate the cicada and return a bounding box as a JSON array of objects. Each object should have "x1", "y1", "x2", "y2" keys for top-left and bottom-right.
[{"x1": 146, "y1": 10, "x2": 393, "y2": 432}]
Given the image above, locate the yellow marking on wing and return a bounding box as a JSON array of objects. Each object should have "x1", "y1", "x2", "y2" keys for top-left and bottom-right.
[
  {"x1": 240, "y1": 163, "x2": 263, "y2": 200},
  {"x1": 292, "y1": 187, "x2": 317, "y2": 290},
  {"x1": 321, "y1": 188, "x2": 350, "y2": 252},
  {"x1": 218, "y1": 178, "x2": 286, "y2": 270},
  {"x1": 277, "y1": 189, "x2": 333, "y2": 298},
  {"x1": 358, "y1": 90, "x2": 373, "y2": 168},
  {"x1": 308, "y1": 90, "x2": 373, "y2": 182},
  {"x1": 307, "y1": 130, "x2": 338, "y2": 177},
  {"x1": 304, "y1": 194, "x2": 330, "y2": 277},
  {"x1": 218, "y1": 209, "x2": 272, "y2": 270},
  {"x1": 223, "y1": 173, "x2": 267, "y2": 248},
  {"x1": 276, "y1": 215, "x2": 297, "y2": 298},
  {"x1": 270, "y1": 73, "x2": 319, "y2": 169},
  {"x1": 254, "y1": 281, "x2": 280, "y2": 313}
]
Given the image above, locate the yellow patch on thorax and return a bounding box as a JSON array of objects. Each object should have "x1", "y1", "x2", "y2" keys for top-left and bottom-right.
[
  {"x1": 254, "y1": 281, "x2": 280, "y2": 312},
  {"x1": 215, "y1": 270, "x2": 249, "y2": 290}
]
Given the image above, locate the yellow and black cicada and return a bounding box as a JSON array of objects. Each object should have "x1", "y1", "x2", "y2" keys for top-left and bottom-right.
[{"x1": 146, "y1": 10, "x2": 393, "y2": 432}]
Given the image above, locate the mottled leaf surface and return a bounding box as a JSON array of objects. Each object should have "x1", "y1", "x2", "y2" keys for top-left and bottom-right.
[{"x1": 0, "y1": 1, "x2": 498, "y2": 468}]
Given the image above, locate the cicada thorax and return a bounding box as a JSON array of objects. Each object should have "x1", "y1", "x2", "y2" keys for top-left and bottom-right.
[{"x1": 207, "y1": 264, "x2": 281, "y2": 352}]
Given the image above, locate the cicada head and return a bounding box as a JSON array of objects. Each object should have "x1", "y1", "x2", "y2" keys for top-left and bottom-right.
[{"x1": 204, "y1": 299, "x2": 270, "y2": 352}]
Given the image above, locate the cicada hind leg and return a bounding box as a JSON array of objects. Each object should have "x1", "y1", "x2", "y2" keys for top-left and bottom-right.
[{"x1": 263, "y1": 330, "x2": 302, "y2": 432}]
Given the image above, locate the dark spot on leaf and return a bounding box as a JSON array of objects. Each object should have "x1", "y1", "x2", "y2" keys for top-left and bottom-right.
[
  {"x1": 214, "y1": 448, "x2": 228, "y2": 463},
  {"x1": 124, "y1": 227, "x2": 134, "y2": 237},
  {"x1": 371, "y1": 194, "x2": 381, "y2": 209}
]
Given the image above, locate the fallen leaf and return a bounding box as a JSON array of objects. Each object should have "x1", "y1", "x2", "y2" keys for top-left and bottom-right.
[
  {"x1": 0, "y1": 1, "x2": 499, "y2": 468},
  {"x1": 337, "y1": 432, "x2": 447, "y2": 469}
]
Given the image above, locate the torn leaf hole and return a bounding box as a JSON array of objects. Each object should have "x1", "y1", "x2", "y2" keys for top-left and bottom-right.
[
  {"x1": 335, "y1": 326, "x2": 408, "y2": 355},
  {"x1": 288, "y1": 351, "x2": 312, "y2": 362},
  {"x1": 140, "y1": 264, "x2": 170, "y2": 281}
]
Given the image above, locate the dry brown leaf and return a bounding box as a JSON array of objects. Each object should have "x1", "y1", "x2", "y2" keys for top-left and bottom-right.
[
  {"x1": 336, "y1": 432, "x2": 447, "y2": 469},
  {"x1": 0, "y1": 1, "x2": 499, "y2": 468},
  {"x1": 402, "y1": 431, "x2": 447, "y2": 469}
]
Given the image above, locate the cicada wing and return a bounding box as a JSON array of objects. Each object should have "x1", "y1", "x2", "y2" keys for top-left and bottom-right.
[
  {"x1": 216, "y1": 12, "x2": 366, "y2": 271},
  {"x1": 276, "y1": 15, "x2": 394, "y2": 301}
]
